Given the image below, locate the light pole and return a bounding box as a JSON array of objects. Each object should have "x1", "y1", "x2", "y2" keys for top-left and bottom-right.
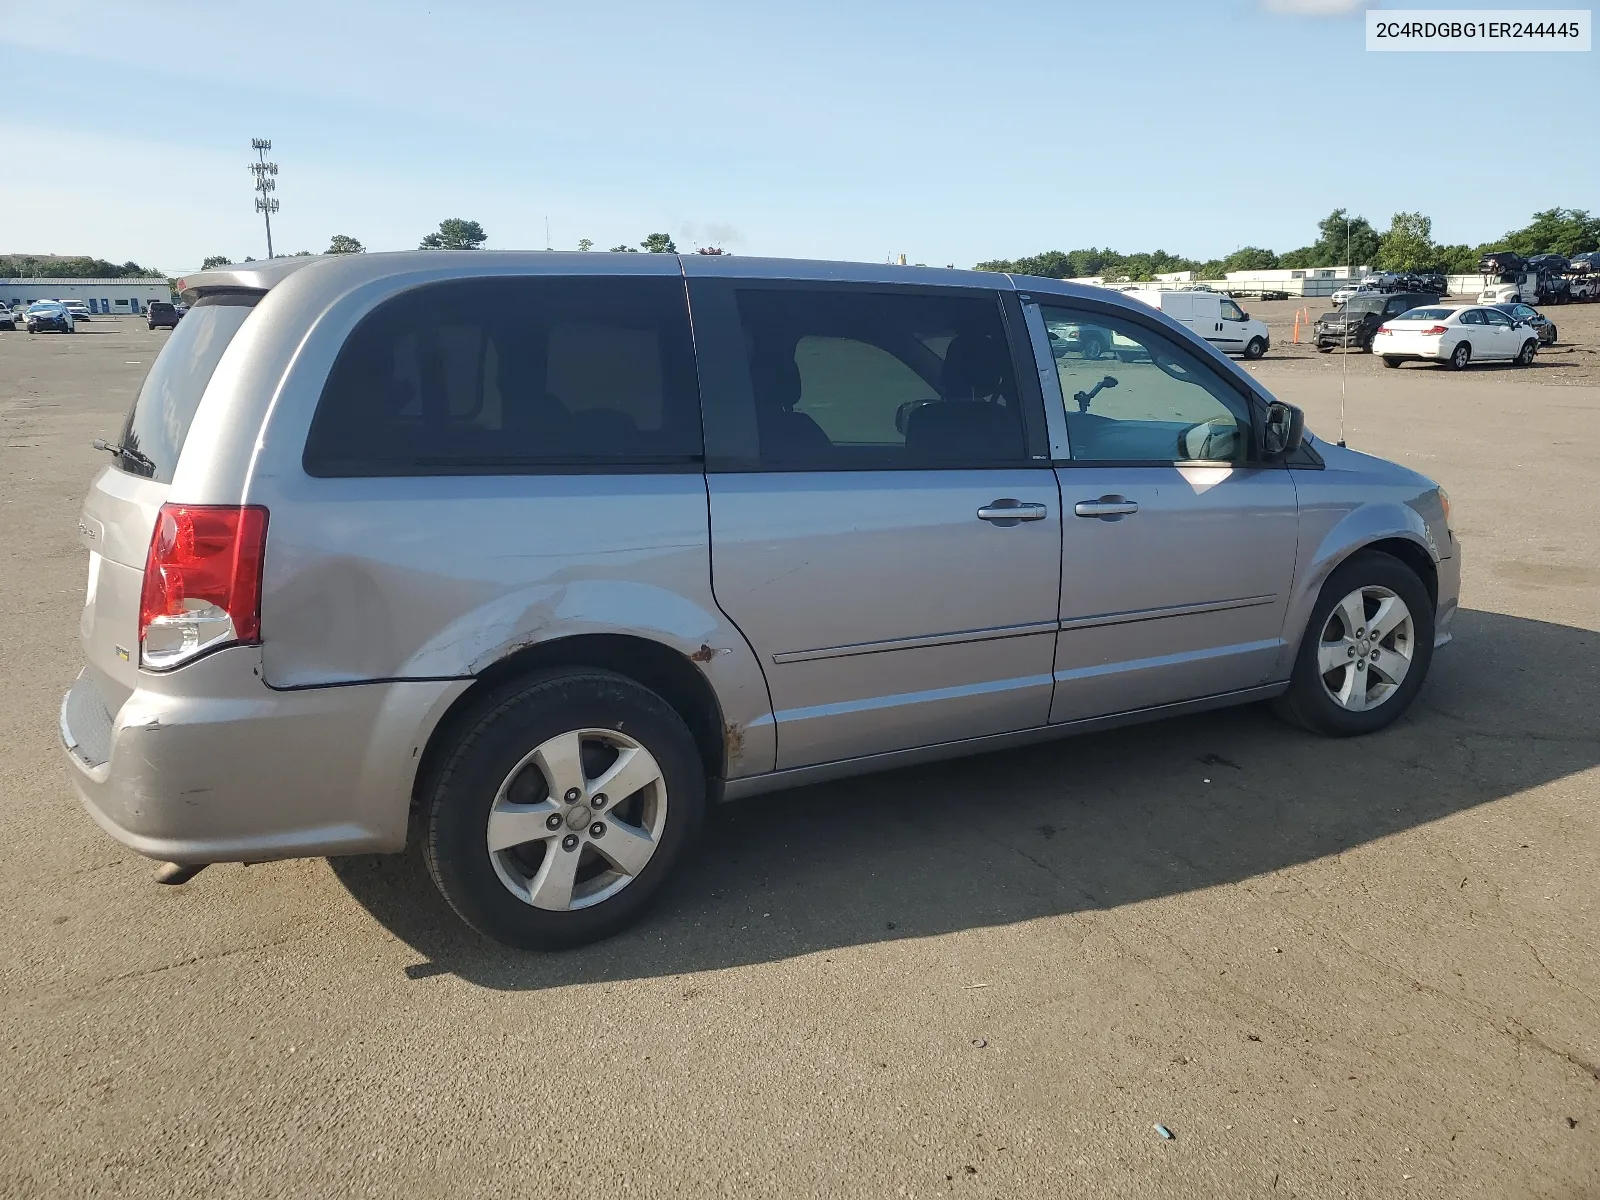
[{"x1": 249, "y1": 138, "x2": 279, "y2": 259}]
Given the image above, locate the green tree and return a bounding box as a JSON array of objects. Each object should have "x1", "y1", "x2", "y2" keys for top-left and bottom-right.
[
  {"x1": 200, "y1": 255, "x2": 233, "y2": 269},
  {"x1": 640, "y1": 232, "x2": 677, "y2": 253},
  {"x1": 577, "y1": 238, "x2": 594, "y2": 252},
  {"x1": 326, "y1": 234, "x2": 365, "y2": 255},
  {"x1": 1314, "y1": 208, "x2": 1383, "y2": 269},
  {"x1": 419, "y1": 218, "x2": 487, "y2": 250},
  {"x1": 609, "y1": 244, "x2": 639, "y2": 253},
  {"x1": 293, "y1": 250, "x2": 313, "y2": 257},
  {"x1": 1221, "y1": 246, "x2": 1279, "y2": 273},
  {"x1": 0, "y1": 255, "x2": 163, "y2": 278},
  {"x1": 1494, "y1": 208, "x2": 1600, "y2": 257},
  {"x1": 1375, "y1": 211, "x2": 1437, "y2": 272}
]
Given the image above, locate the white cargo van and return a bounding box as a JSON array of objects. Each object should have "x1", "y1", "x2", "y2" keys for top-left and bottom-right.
[{"x1": 1133, "y1": 290, "x2": 1271, "y2": 358}]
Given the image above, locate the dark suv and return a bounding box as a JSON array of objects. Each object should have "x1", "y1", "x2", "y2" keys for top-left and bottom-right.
[
  {"x1": 148, "y1": 301, "x2": 181, "y2": 330},
  {"x1": 1317, "y1": 291, "x2": 1440, "y2": 353}
]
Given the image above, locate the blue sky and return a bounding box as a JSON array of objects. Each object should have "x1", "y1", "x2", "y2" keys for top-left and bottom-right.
[{"x1": 0, "y1": 0, "x2": 1593, "y2": 273}]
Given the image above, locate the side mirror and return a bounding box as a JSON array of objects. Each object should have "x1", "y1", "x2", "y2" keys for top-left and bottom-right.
[{"x1": 1262, "y1": 401, "x2": 1305, "y2": 458}]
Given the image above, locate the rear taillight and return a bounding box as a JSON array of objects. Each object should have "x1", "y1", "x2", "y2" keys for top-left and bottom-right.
[
  {"x1": 1423, "y1": 325, "x2": 1449, "y2": 336},
  {"x1": 138, "y1": 504, "x2": 269, "y2": 670},
  {"x1": 1376, "y1": 324, "x2": 1390, "y2": 335}
]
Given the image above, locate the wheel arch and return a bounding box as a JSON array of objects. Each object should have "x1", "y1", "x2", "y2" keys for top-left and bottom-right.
[{"x1": 413, "y1": 633, "x2": 734, "y2": 818}]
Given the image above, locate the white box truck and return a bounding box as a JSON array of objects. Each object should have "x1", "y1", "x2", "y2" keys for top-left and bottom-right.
[{"x1": 1133, "y1": 290, "x2": 1271, "y2": 359}]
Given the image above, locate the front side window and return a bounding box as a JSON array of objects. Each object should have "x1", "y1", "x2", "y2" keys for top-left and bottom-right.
[
  {"x1": 1220, "y1": 298, "x2": 1246, "y2": 321},
  {"x1": 1482, "y1": 309, "x2": 1513, "y2": 327},
  {"x1": 732, "y1": 287, "x2": 1024, "y2": 469},
  {"x1": 1040, "y1": 304, "x2": 1250, "y2": 464},
  {"x1": 304, "y1": 276, "x2": 702, "y2": 476}
]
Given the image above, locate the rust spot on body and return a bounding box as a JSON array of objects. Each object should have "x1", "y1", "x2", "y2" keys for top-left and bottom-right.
[
  {"x1": 723, "y1": 722, "x2": 745, "y2": 765},
  {"x1": 690, "y1": 643, "x2": 718, "y2": 663}
]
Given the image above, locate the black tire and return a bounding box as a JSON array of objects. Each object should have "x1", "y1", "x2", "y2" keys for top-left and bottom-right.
[
  {"x1": 1243, "y1": 336, "x2": 1267, "y2": 360},
  {"x1": 1273, "y1": 551, "x2": 1435, "y2": 737},
  {"x1": 1316, "y1": 342, "x2": 1332, "y2": 353},
  {"x1": 1516, "y1": 338, "x2": 1537, "y2": 366},
  {"x1": 422, "y1": 668, "x2": 706, "y2": 950},
  {"x1": 1547, "y1": 326, "x2": 1557, "y2": 345},
  {"x1": 1449, "y1": 341, "x2": 1472, "y2": 370},
  {"x1": 1082, "y1": 334, "x2": 1105, "y2": 361},
  {"x1": 1381, "y1": 356, "x2": 1401, "y2": 368}
]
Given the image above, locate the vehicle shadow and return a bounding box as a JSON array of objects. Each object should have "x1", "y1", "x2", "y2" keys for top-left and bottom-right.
[{"x1": 331, "y1": 608, "x2": 1600, "y2": 990}]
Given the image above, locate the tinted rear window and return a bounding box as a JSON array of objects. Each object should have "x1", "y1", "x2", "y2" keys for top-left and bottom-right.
[
  {"x1": 117, "y1": 294, "x2": 259, "y2": 482},
  {"x1": 303, "y1": 276, "x2": 703, "y2": 476},
  {"x1": 1397, "y1": 308, "x2": 1453, "y2": 321}
]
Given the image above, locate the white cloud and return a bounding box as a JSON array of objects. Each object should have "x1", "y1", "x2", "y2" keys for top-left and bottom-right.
[{"x1": 1263, "y1": 0, "x2": 1367, "y2": 14}]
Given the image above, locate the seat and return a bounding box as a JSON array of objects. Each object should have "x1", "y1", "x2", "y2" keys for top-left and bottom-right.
[
  {"x1": 750, "y1": 349, "x2": 833, "y2": 465},
  {"x1": 903, "y1": 331, "x2": 1022, "y2": 463}
]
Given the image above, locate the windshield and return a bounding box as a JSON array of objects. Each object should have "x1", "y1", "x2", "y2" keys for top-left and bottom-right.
[
  {"x1": 1345, "y1": 298, "x2": 1386, "y2": 314},
  {"x1": 28, "y1": 303, "x2": 63, "y2": 313},
  {"x1": 1396, "y1": 308, "x2": 1453, "y2": 321},
  {"x1": 116, "y1": 294, "x2": 260, "y2": 482}
]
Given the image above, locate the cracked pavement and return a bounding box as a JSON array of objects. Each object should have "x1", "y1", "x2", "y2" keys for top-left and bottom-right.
[{"x1": 0, "y1": 317, "x2": 1596, "y2": 1198}]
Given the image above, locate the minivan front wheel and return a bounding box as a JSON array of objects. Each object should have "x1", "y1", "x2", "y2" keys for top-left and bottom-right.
[
  {"x1": 1273, "y1": 552, "x2": 1434, "y2": 737},
  {"x1": 423, "y1": 669, "x2": 705, "y2": 949},
  {"x1": 1243, "y1": 336, "x2": 1267, "y2": 360}
]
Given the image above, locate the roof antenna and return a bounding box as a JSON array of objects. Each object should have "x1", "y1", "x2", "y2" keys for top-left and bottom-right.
[{"x1": 1338, "y1": 214, "x2": 1350, "y2": 447}]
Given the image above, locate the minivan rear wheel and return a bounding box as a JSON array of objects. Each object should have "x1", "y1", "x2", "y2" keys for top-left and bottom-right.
[
  {"x1": 422, "y1": 669, "x2": 706, "y2": 950},
  {"x1": 1273, "y1": 551, "x2": 1434, "y2": 737}
]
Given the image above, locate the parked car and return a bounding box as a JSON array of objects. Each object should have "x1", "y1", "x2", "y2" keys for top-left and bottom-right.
[
  {"x1": 1415, "y1": 274, "x2": 1447, "y2": 296},
  {"x1": 64, "y1": 301, "x2": 92, "y2": 322},
  {"x1": 24, "y1": 301, "x2": 75, "y2": 333},
  {"x1": 61, "y1": 253, "x2": 1460, "y2": 949},
  {"x1": 1569, "y1": 276, "x2": 1598, "y2": 301},
  {"x1": 1372, "y1": 304, "x2": 1539, "y2": 369},
  {"x1": 1477, "y1": 282, "x2": 1523, "y2": 305},
  {"x1": 1478, "y1": 251, "x2": 1525, "y2": 277},
  {"x1": 0, "y1": 303, "x2": 14, "y2": 331},
  {"x1": 1131, "y1": 290, "x2": 1271, "y2": 358},
  {"x1": 1489, "y1": 302, "x2": 1557, "y2": 344},
  {"x1": 1316, "y1": 291, "x2": 1440, "y2": 352},
  {"x1": 147, "y1": 301, "x2": 180, "y2": 330},
  {"x1": 1330, "y1": 284, "x2": 1376, "y2": 306}
]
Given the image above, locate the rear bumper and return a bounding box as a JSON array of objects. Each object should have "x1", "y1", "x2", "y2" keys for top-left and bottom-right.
[{"x1": 60, "y1": 648, "x2": 467, "y2": 864}]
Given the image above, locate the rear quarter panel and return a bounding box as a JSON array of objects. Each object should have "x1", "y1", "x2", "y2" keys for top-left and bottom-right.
[{"x1": 224, "y1": 256, "x2": 776, "y2": 778}]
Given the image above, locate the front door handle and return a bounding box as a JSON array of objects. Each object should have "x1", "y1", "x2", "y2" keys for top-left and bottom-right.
[
  {"x1": 1074, "y1": 496, "x2": 1139, "y2": 519},
  {"x1": 977, "y1": 499, "x2": 1049, "y2": 526}
]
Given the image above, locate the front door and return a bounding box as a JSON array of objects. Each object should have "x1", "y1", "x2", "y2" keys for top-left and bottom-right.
[
  {"x1": 1030, "y1": 299, "x2": 1301, "y2": 722},
  {"x1": 1215, "y1": 297, "x2": 1250, "y2": 352},
  {"x1": 695, "y1": 279, "x2": 1062, "y2": 769}
]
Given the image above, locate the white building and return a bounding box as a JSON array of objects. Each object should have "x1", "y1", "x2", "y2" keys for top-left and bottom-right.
[{"x1": 2, "y1": 277, "x2": 172, "y2": 315}]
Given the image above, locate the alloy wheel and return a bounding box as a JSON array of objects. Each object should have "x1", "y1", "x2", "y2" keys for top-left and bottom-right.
[
  {"x1": 1317, "y1": 585, "x2": 1415, "y2": 713},
  {"x1": 485, "y1": 728, "x2": 668, "y2": 911}
]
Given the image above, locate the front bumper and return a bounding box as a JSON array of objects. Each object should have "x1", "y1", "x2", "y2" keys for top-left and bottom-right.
[{"x1": 60, "y1": 648, "x2": 466, "y2": 864}]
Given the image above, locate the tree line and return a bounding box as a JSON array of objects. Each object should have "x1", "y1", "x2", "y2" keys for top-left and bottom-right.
[
  {"x1": 195, "y1": 222, "x2": 725, "y2": 269},
  {"x1": 0, "y1": 254, "x2": 164, "y2": 279},
  {"x1": 974, "y1": 207, "x2": 1600, "y2": 281}
]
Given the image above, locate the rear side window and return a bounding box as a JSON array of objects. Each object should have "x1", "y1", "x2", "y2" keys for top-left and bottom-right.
[
  {"x1": 732, "y1": 287, "x2": 1025, "y2": 469},
  {"x1": 117, "y1": 293, "x2": 260, "y2": 482},
  {"x1": 303, "y1": 276, "x2": 702, "y2": 475}
]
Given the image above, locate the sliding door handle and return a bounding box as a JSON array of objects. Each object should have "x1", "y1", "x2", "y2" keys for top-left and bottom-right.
[
  {"x1": 977, "y1": 499, "x2": 1049, "y2": 525},
  {"x1": 1074, "y1": 496, "x2": 1139, "y2": 519}
]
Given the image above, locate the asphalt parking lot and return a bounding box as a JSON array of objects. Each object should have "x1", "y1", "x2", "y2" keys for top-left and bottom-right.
[{"x1": 1, "y1": 314, "x2": 1596, "y2": 1198}]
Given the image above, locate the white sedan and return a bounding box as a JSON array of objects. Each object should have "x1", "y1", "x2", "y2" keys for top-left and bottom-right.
[{"x1": 1371, "y1": 304, "x2": 1540, "y2": 370}]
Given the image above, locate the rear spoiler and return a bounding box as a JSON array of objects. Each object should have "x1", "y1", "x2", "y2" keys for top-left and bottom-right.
[{"x1": 175, "y1": 255, "x2": 325, "y2": 304}]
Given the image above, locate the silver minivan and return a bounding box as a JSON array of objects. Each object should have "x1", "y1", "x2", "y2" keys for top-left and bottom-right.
[{"x1": 61, "y1": 253, "x2": 1459, "y2": 949}]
